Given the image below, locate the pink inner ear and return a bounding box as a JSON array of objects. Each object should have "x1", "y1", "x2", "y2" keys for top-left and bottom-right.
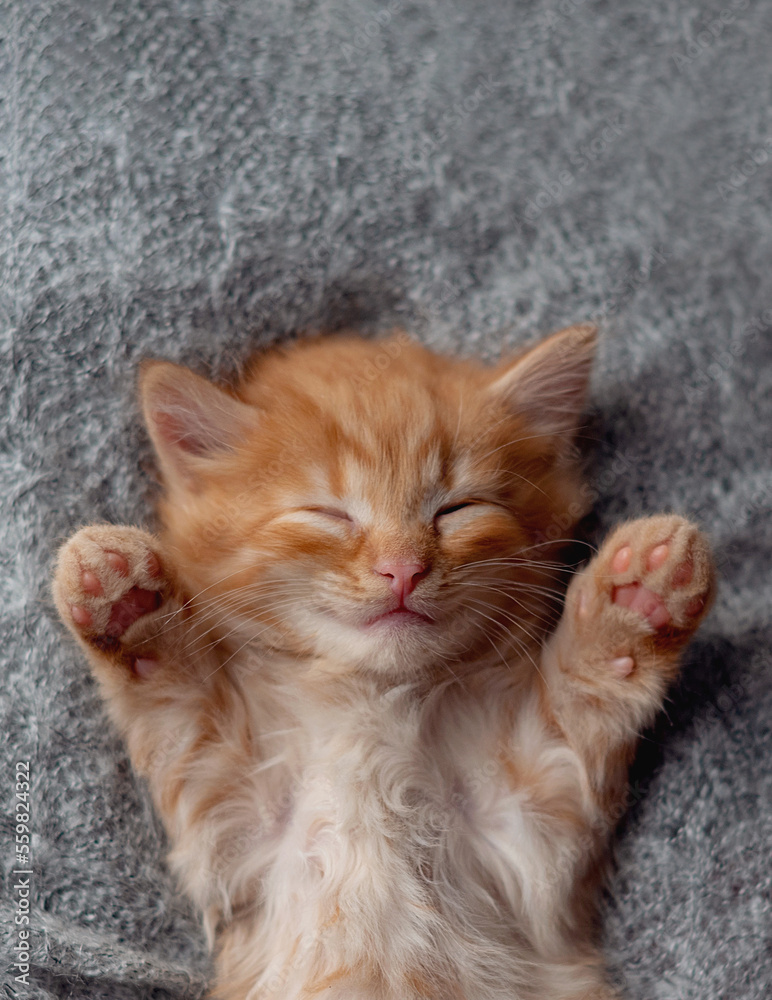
[{"x1": 152, "y1": 409, "x2": 211, "y2": 455}]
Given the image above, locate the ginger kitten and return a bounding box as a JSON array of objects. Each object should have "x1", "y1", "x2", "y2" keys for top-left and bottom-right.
[{"x1": 53, "y1": 327, "x2": 715, "y2": 1000}]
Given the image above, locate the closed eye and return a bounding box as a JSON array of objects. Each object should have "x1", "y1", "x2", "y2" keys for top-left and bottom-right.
[
  {"x1": 435, "y1": 501, "x2": 476, "y2": 518},
  {"x1": 306, "y1": 507, "x2": 354, "y2": 523}
]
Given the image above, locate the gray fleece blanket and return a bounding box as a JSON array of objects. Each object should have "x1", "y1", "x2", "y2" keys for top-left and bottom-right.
[{"x1": 2, "y1": 1, "x2": 771, "y2": 997}]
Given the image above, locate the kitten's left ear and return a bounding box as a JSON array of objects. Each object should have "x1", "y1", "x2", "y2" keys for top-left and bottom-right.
[{"x1": 488, "y1": 324, "x2": 597, "y2": 442}]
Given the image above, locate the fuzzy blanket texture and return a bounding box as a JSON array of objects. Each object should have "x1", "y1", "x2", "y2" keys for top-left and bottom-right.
[{"x1": 1, "y1": 0, "x2": 771, "y2": 997}]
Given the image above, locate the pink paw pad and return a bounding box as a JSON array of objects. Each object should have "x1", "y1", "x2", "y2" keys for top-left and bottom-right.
[
  {"x1": 610, "y1": 655, "x2": 635, "y2": 678},
  {"x1": 64, "y1": 542, "x2": 166, "y2": 642},
  {"x1": 613, "y1": 581, "x2": 672, "y2": 629},
  {"x1": 104, "y1": 586, "x2": 162, "y2": 637},
  {"x1": 71, "y1": 604, "x2": 93, "y2": 627},
  {"x1": 574, "y1": 516, "x2": 715, "y2": 682},
  {"x1": 611, "y1": 545, "x2": 632, "y2": 573},
  {"x1": 106, "y1": 552, "x2": 129, "y2": 575},
  {"x1": 609, "y1": 537, "x2": 701, "y2": 630},
  {"x1": 54, "y1": 526, "x2": 175, "y2": 682},
  {"x1": 132, "y1": 656, "x2": 161, "y2": 679}
]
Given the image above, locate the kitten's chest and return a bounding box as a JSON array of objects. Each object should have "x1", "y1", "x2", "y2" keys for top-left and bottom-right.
[
  {"x1": 277, "y1": 686, "x2": 543, "y2": 879},
  {"x1": 237, "y1": 677, "x2": 590, "y2": 972}
]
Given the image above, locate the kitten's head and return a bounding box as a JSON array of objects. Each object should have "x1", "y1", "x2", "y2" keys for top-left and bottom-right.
[{"x1": 140, "y1": 327, "x2": 596, "y2": 680}]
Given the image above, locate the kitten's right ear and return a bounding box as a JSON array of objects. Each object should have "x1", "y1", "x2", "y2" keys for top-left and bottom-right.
[
  {"x1": 139, "y1": 361, "x2": 257, "y2": 486},
  {"x1": 488, "y1": 323, "x2": 597, "y2": 444}
]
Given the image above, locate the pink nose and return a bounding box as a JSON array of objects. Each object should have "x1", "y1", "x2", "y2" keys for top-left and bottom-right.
[{"x1": 375, "y1": 562, "x2": 427, "y2": 601}]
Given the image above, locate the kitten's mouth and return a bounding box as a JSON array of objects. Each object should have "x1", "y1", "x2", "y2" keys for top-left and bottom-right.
[{"x1": 364, "y1": 606, "x2": 434, "y2": 629}]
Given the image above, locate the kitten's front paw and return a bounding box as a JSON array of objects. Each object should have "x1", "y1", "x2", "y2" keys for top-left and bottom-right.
[
  {"x1": 53, "y1": 525, "x2": 180, "y2": 676},
  {"x1": 567, "y1": 515, "x2": 715, "y2": 678}
]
